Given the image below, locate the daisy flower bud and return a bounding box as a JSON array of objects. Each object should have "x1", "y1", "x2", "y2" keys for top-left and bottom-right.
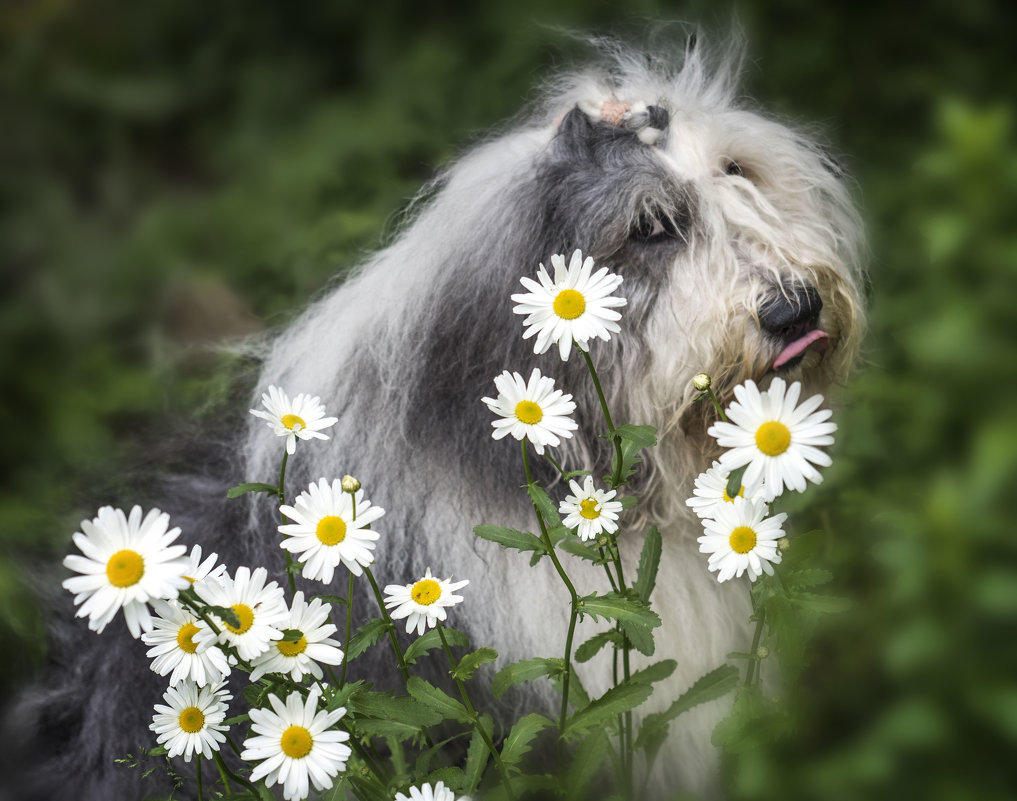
[
  {"x1": 340, "y1": 475, "x2": 361, "y2": 493},
  {"x1": 692, "y1": 373, "x2": 712, "y2": 391}
]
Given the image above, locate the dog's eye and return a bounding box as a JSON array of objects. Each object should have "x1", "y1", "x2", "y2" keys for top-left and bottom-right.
[
  {"x1": 724, "y1": 160, "x2": 744, "y2": 177},
  {"x1": 631, "y1": 211, "x2": 678, "y2": 242}
]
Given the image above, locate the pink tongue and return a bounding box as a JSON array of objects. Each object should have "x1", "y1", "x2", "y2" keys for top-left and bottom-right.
[{"x1": 774, "y1": 330, "x2": 829, "y2": 368}]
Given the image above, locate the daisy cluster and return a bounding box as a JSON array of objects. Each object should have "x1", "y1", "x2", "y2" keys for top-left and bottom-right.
[{"x1": 687, "y1": 377, "x2": 837, "y2": 582}]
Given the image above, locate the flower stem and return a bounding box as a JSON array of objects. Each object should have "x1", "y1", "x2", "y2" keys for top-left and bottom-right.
[
  {"x1": 363, "y1": 567, "x2": 412, "y2": 685},
  {"x1": 437, "y1": 622, "x2": 517, "y2": 801},
  {"x1": 580, "y1": 349, "x2": 624, "y2": 487},
  {"x1": 521, "y1": 438, "x2": 580, "y2": 753},
  {"x1": 214, "y1": 748, "x2": 259, "y2": 795},
  {"x1": 275, "y1": 449, "x2": 297, "y2": 595},
  {"x1": 196, "y1": 757, "x2": 204, "y2": 801},
  {"x1": 705, "y1": 385, "x2": 729, "y2": 423},
  {"x1": 745, "y1": 589, "x2": 767, "y2": 687},
  {"x1": 212, "y1": 752, "x2": 231, "y2": 794},
  {"x1": 339, "y1": 572, "x2": 355, "y2": 688}
]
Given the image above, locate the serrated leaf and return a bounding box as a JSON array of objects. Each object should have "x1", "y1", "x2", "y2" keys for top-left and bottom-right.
[
  {"x1": 205, "y1": 605, "x2": 240, "y2": 630},
  {"x1": 474, "y1": 525, "x2": 548, "y2": 558},
  {"x1": 242, "y1": 683, "x2": 268, "y2": 708},
  {"x1": 575, "y1": 629, "x2": 624, "y2": 663},
  {"x1": 500, "y1": 713, "x2": 553, "y2": 766},
  {"x1": 564, "y1": 728, "x2": 610, "y2": 801},
  {"x1": 406, "y1": 676, "x2": 471, "y2": 723},
  {"x1": 453, "y1": 647, "x2": 498, "y2": 681},
  {"x1": 559, "y1": 539, "x2": 603, "y2": 562},
  {"x1": 632, "y1": 526, "x2": 661, "y2": 603},
  {"x1": 635, "y1": 664, "x2": 739, "y2": 755},
  {"x1": 463, "y1": 714, "x2": 492, "y2": 792},
  {"x1": 492, "y1": 657, "x2": 565, "y2": 698},
  {"x1": 226, "y1": 482, "x2": 279, "y2": 499},
  {"x1": 725, "y1": 464, "x2": 748, "y2": 500},
  {"x1": 579, "y1": 592, "x2": 660, "y2": 655},
  {"x1": 786, "y1": 568, "x2": 834, "y2": 590},
  {"x1": 526, "y1": 484, "x2": 563, "y2": 529},
  {"x1": 628, "y1": 659, "x2": 677, "y2": 685},
  {"x1": 280, "y1": 628, "x2": 303, "y2": 642},
  {"x1": 618, "y1": 495, "x2": 639, "y2": 510},
  {"x1": 564, "y1": 681, "x2": 653, "y2": 738},
  {"x1": 349, "y1": 692, "x2": 441, "y2": 728},
  {"x1": 223, "y1": 713, "x2": 250, "y2": 726},
  {"x1": 613, "y1": 424, "x2": 658, "y2": 449},
  {"x1": 563, "y1": 469, "x2": 591, "y2": 480},
  {"x1": 403, "y1": 626, "x2": 470, "y2": 666},
  {"x1": 346, "y1": 617, "x2": 389, "y2": 660},
  {"x1": 607, "y1": 424, "x2": 658, "y2": 485}
]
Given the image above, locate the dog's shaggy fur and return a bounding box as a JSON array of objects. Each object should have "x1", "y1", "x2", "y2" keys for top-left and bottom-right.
[{"x1": 9, "y1": 36, "x2": 864, "y2": 801}]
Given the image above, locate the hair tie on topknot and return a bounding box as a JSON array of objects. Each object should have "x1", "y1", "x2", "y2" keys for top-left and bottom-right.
[{"x1": 574, "y1": 98, "x2": 669, "y2": 145}]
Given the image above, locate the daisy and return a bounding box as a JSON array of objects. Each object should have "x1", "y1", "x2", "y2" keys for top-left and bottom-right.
[
  {"x1": 707, "y1": 378, "x2": 837, "y2": 501},
  {"x1": 181, "y1": 544, "x2": 227, "y2": 586},
  {"x1": 697, "y1": 496, "x2": 787, "y2": 582},
  {"x1": 511, "y1": 249, "x2": 627, "y2": 360},
  {"x1": 142, "y1": 600, "x2": 231, "y2": 687},
  {"x1": 278, "y1": 478, "x2": 384, "y2": 582},
  {"x1": 241, "y1": 686, "x2": 351, "y2": 801},
  {"x1": 62, "y1": 505, "x2": 190, "y2": 638},
  {"x1": 150, "y1": 680, "x2": 231, "y2": 762},
  {"x1": 481, "y1": 368, "x2": 578, "y2": 455},
  {"x1": 685, "y1": 461, "x2": 765, "y2": 519},
  {"x1": 192, "y1": 566, "x2": 288, "y2": 661},
  {"x1": 250, "y1": 591, "x2": 344, "y2": 682},
  {"x1": 383, "y1": 568, "x2": 468, "y2": 636},
  {"x1": 250, "y1": 385, "x2": 339, "y2": 455},
  {"x1": 395, "y1": 781, "x2": 471, "y2": 801},
  {"x1": 559, "y1": 475, "x2": 624, "y2": 542}
]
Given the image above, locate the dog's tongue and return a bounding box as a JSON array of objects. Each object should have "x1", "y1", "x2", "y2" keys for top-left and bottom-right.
[{"x1": 773, "y1": 329, "x2": 829, "y2": 369}]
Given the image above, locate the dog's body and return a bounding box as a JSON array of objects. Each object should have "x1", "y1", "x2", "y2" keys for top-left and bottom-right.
[{"x1": 11, "y1": 37, "x2": 863, "y2": 800}]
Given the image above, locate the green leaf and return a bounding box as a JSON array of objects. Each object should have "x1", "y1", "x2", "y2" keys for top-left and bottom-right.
[
  {"x1": 564, "y1": 728, "x2": 611, "y2": 801},
  {"x1": 452, "y1": 647, "x2": 498, "y2": 681},
  {"x1": 492, "y1": 657, "x2": 565, "y2": 698},
  {"x1": 421, "y1": 767, "x2": 466, "y2": 793},
  {"x1": 463, "y1": 714, "x2": 493, "y2": 792},
  {"x1": 223, "y1": 713, "x2": 250, "y2": 727},
  {"x1": 558, "y1": 538, "x2": 604, "y2": 562},
  {"x1": 575, "y1": 629, "x2": 625, "y2": 663},
  {"x1": 500, "y1": 713, "x2": 553, "y2": 766},
  {"x1": 406, "y1": 676, "x2": 472, "y2": 723},
  {"x1": 725, "y1": 464, "x2": 749, "y2": 500},
  {"x1": 564, "y1": 681, "x2": 653, "y2": 738},
  {"x1": 608, "y1": 424, "x2": 658, "y2": 484},
  {"x1": 785, "y1": 568, "x2": 834, "y2": 590},
  {"x1": 349, "y1": 692, "x2": 442, "y2": 728},
  {"x1": 788, "y1": 592, "x2": 851, "y2": 614},
  {"x1": 635, "y1": 664, "x2": 739, "y2": 757},
  {"x1": 280, "y1": 628, "x2": 303, "y2": 642},
  {"x1": 226, "y1": 482, "x2": 279, "y2": 499},
  {"x1": 613, "y1": 424, "x2": 658, "y2": 449},
  {"x1": 403, "y1": 626, "x2": 470, "y2": 666},
  {"x1": 474, "y1": 525, "x2": 547, "y2": 559},
  {"x1": 579, "y1": 592, "x2": 661, "y2": 656},
  {"x1": 346, "y1": 617, "x2": 389, "y2": 660},
  {"x1": 632, "y1": 526, "x2": 662, "y2": 603},
  {"x1": 618, "y1": 495, "x2": 639, "y2": 510},
  {"x1": 309, "y1": 594, "x2": 348, "y2": 606},
  {"x1": 526, "y1": 484, "x2": 563, "y2": 529},
  {"x1": 205, "y1": 605, "x2": 240, "y2": 630},
  {"x1": 629, "y1": 659, "x2": 677, "y2": 686}
]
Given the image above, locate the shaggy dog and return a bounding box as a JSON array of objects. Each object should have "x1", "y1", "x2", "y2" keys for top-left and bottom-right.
[{"x1": 9, "y1": 36, "x2": 864, "y2": 801}]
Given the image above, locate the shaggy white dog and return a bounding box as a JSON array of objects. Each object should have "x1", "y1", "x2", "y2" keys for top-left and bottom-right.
[{"x1": 12, "y1": 35, "x2": 863, "y2": 801}]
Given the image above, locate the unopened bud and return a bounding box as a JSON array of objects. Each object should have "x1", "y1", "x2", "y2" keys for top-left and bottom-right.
[
  {"x1": 756, "y1": 645, "x2": 770, "y2": 660},
  {"x1": 341, "y1": 475, "x2": 361, "y2": 493},
  {"x1": 692, "y1": 373, "x2": 711, "y2": 391},
  {"x1": 777, "y1": 537, "x2": 791, "y2": 552}
]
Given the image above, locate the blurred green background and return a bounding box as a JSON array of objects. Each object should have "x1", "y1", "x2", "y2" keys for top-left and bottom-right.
[{"x1": 1, "y1": 1, "x2": 1014, "y2": 799}]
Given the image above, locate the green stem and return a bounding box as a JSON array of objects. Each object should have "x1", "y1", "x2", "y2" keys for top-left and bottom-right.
[
  {"x1": 745, "y1": 590, "x2": 767, "y2": 687},
  {"x1": 580, "y1": 348, "x2": 624, "y2": 487},
  {"x1": 214, "y1": 749, "x2": 259, "y2": 795},
  {"x1": 521, "y1": 438, "x2": 580, "y2": 752},
  {"x1": 545, "y1": 452, "x2": 569, "y2": 482},
  {"x1": 196, "y1": 757, "x2": 204, "y2": 801},
  {"x1": 275, "y1": 449, "x2": 297, "y2": 595},
  {"x1": 437, "y1": 623, "x2": 517, "y2": 801},
  {"x1": 339, "y1": 572, "x2": 355, "y2": 688},
  {"x1": 363, "y1": 567, "x2": 412, "y2": 685},
  {"x1": 212, "y1": 752, "x2": 231, "y2": 794},
  {"x1": 705, "y1": 385, "x2": 729, "y2": 423}
]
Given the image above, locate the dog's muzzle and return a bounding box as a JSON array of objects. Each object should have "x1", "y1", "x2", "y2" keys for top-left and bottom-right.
[{"x1": 759, "y1": 282, "x2": 829, "y2": 369}]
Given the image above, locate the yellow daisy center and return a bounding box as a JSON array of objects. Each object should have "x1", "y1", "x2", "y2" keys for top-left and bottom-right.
[
  {"x1": 178, "y1": 706, "x2": 205, "y2": 733},
  {"x1": 729, "y1": 526, "x2": 758, "y2": 554},
  {"x1": 316, "y1": 515, "x2": 347, "y2": 546},
  {"x1": 176, "y1": 622, "x2": 201, "y2": 654},
  {"x1": 277, "y1": 633, "x2": 308, "y2": 657},
  {"x1": 280, "y1": 725, "x2": 313, "y2": 759},
  {"x1": 721, "y1": 485, "x2": 745, "y2": 503},
  {"x1": 579, "y1": 498, "x2": 601, "y2": 519},
  {"x1": 514, "y1": 400, "x2": 543, "y2": 425},
  {"x1": 281, "y1": 413, "x2": 306, "y2": 430},
  {"x1": 105, "y1": 549, "x2": 144, "y2": 588},
  {"x1": 225, "y1": 603, "x2": 254, "y2": 635},
  {"x1": 755, "y1": 421, "x2": 792, "y2": 456},
  {"x1": 411, "y1": 578, "x2": 442, "y2": 606},
  {"x1": 553, "y1": 288, "x2": 587, "y2": 320}
]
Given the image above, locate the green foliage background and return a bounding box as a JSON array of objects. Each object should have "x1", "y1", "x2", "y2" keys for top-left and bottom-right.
[{"x1": 1, "y1": 1, "x2": 1014, "y2": 799}]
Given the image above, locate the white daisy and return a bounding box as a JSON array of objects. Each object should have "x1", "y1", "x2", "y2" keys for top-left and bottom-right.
[
  {"x1": 240, "y1": 686, "x2": 351, "y2": 801},
  {"x1": 250, "y1": 591, "x2": 344, "y2": 682},
  {"x1": 481, "y1": 368, "x2": 578, "y2": 456},
  {"x1": 383, "y1": 568, "x2": 468, "y2": 636},
  {"x1": 707, "y1": 378, "x2": 837, "y2": 501},
  {"x1": 697, "y1": 496, "x2": 787, "y2": 582},
  {"x1": 558, "y1": 475, "x2": 624, "y2": 542},
  {"x1": 685, "y1": 461, "x2": 766, "y2": 519},
  {"x1": 511, "y1": 249, "x2": 627, "y2": 360},
  {"x1": 181, "y1": 544, "x2": 227, "y2": 586},
  {"x1": 278, "y1": 479, "x2": 384, "y2": 582},
  {"x1": 192, "y1": 566, "x2": 288, "y2": 661},
  {"x1": 150, "y1": 680, "x2": 231, "y2": 762},
  {"x1": 395, "y1": 781, "x2": 471, "y2": 801},
  {"x1": 62, "y1": 505, "x2": 189, "y2": 638},
  {"x1": 250, "y1": 385, "x2": 339, "y2": 455},
  {"x1": 142, "y1": 600, "x2": 231, "y2": 687}
]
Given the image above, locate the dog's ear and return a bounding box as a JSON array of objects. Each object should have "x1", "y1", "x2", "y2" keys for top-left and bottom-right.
[{"x1": 553, "y1": 105, "x2": 600, "y2": 160}]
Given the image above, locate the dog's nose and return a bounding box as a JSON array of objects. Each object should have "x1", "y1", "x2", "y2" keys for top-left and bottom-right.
[{"x1": 758, "y1": 284, "x2": 823, "y2": 339}]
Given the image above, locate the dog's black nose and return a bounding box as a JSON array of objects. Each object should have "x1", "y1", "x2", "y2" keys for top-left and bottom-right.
[{"x1": 758, "y1": 284, "x2": 823, "y2": 339}]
